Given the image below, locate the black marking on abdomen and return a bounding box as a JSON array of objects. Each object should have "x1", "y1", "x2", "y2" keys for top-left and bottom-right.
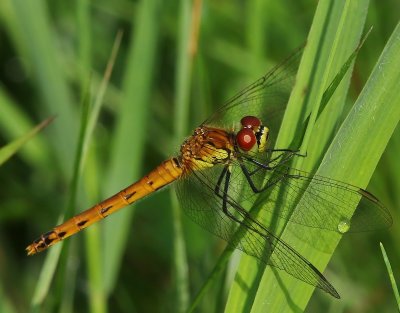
[
  {"x1": 77, "y1": 220, "x2": 87, "y2": 227},
  {"x1": 124, "y1": 191, "x2": 136, "y2": 200},
  {"x1": 58, "y1": 231, "x2": 67, "y2": 238},
  {"x1": 172, "y1": 157, "x2": 181, "y2": 167},
  {"x1": 44, "y1": 236, "x2": 55, "y2": 245},
  {"x1": 101, "y1": 205, "x2": 113, "y2": 215},
  {"x1": 42, "y1": 231, "x2": 54, "y2": 246},
  {"x1": 38, "y1": 243, "x2": 46, "y2": 249}
]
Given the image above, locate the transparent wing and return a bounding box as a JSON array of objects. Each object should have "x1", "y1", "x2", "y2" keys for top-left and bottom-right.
[
  {"x1": 175, "y1": 147, "x2": 391, "y2": 297},
  {"x1": 237, "y1": 151, "x2": 392, "y2": 232},
  {"x1": 174, "y1": 45, "x2": 391, "y2": 297},
  {"x1": 202, "y1": 46, "x2": 303, "y2": 150},
  {"x1": 175, "y1": 162, "x2": 340, "y2": 298}
]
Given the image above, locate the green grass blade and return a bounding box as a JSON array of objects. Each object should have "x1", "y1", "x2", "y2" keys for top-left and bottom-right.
[
  {"x1": 187, "y1": 246, "x2": 235, "y2": 313},
  {"x1": 76, "y1": 0, "x2": 92, "y2": 88},
  {"x1": 83, "y1": 30, "x2": 123, "y2": 313},
  {"x1": 0, "y1": 283, "x2": 16, "y2": 313},
  {"x1": 0, "y1": 117, "x2": 53, "y2": 166},
  {"x1": 318, "y1": 26, "x2": 372, "y2": 115},
  {"x1": 380, "y1": 242, "x2": 400, "y2": 312},
  {"x1": 102, "y1": 0, "x2": 162, "y2": 293},
  {"x1": 225, "y1": 0, "x2": 371, "y2": 311},
  {"x1": 30, "y1": 244, "x2": 63, "y2": 307},
  {"x1": 249, "y1": 18, "x2": 400, "y2": 311},
  {"x1": 27, "y1": 13, "x2": 120, "y2": 313},
  {"x1": 56, "y1": 82, "x2": 91, "y2": 313},
  {"x1": 10, "y1": 0, "x2": 77, "y2": 177},
  {"x1": 171, "y1": 0, "x2": 200, "y2": 311},
  {"x1": 1, "y1": 1, "x2": 398, "y2": 312},
  {"x1": 0, "y1": 87, "x2": 49, "y2": 166},
  {"x1": 30, "y1": 78, "x2": 92, "y2": 312}
]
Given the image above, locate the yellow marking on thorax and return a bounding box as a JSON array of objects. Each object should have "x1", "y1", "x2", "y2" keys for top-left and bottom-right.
[{"x1": 180, "y1": 126, "x2": 234, "y2": 171}]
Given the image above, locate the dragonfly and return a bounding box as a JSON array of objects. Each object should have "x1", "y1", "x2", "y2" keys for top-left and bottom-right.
[{"x1": 26, "y1": 48, "x2": 392, "y2": 299}]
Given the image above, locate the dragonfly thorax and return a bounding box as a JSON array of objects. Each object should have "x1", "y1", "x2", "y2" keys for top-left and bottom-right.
[
  {"x1": 180, "y1": 126, "x2": 234, "y2": 171},
  {"x1": 236, "y1": 116, "x2": 269, "y2": 153}
]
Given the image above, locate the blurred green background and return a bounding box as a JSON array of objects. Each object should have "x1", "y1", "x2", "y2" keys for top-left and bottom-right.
[{"x1": 0, "y1": 0, "x2": 399, "y2": 312}]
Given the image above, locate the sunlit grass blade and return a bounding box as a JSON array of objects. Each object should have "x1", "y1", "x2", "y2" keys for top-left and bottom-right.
[
  {"x1": 225, "y1": 0, "x2": 372, "y2": 311},
  {"x1": 318, "y1": 26, "x2": 372, "y2": 115},
  {"x1": 380, "y1": 242, "x2": 400, "y2": 312},
  {"x1": 0, "y1": 117, "x2": 54, "y2": 166},
  {"x1": 249, "y1": 19, "x2": 400, "y2": 311}
]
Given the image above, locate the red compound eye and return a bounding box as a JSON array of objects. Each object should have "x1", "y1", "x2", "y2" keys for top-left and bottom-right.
[
  {"x1": 240, "y1": 116, "x2": 261, "y2": 129},
  {"x1": 236, "y1": 128, "x2": 256, "y2": 151}
]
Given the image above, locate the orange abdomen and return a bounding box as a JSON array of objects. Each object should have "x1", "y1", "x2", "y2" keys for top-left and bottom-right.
[{"x1": 26, "y1": 158, "x2": 183, "y2": 255}]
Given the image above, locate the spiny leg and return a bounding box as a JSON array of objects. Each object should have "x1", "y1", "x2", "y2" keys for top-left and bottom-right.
[
  {"x1": 247, "y1": 149, "x2": 301, "y2": 176},
  {"x1": 216, "y1": 166, "x2": 254, "y2": 227},
  {"x1": 214, "y1": 166, "x2": 228, "y2": 195}
]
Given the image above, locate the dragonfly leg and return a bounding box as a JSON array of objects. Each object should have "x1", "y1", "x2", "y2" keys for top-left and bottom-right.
[
  {"x1": 235, "y1": 146, "x2": 297, "y2": 193},
  {"x1": 266, "y1": 148, "x2": 305, "y2": 154},
  {"x1": 215, "y1": 164, "x2": 260, "y2": 224},
  {"x1": 240, "y1": 164, "x2": 290, "y2": 193},
  {"x1": 218, "y1": 167, "x2": 249, "y2": 223},
  {"x1": 244, "y1": 149, "x2": 301, "y2": 177},
  {"x1": 217, "y1": 167, "x2": 273, "y2": 239},
  {"x1": 214, "y1": 166, "x2": 228, "y2": 195},
  {"x1": 265, "y1": 149, "x2": 304, "y2": 167},
  {"x1": 239, "y1": 159, "x2": 291, "y2": 194},
  {"x1": 221, "y1": 167, "x2": 231, "y2": 213},
  {"x1": 216, "y1": 165, "x2": 245, "y2": 219}
]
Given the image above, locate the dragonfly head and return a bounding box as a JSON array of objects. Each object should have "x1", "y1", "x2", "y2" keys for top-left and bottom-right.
[{"x1": 236, "y1": 116, "x2": 269, "y2": 153}]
